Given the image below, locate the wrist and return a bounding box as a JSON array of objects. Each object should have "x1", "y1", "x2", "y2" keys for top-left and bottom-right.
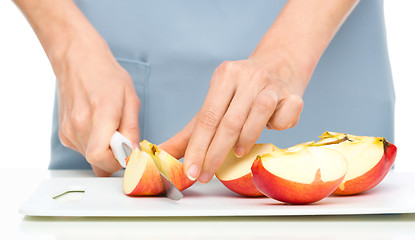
[
  {"x1": 249, "y1": 48, "x2": 314, "y2": 96},
  {"x1": 49, "y1": 30, "x2": 109, "y2": 78},
  {"x1": 249, "y1": 0, "x2": 359, "y2": 97},
  {"x1": 15, "y1": 0, "x2": 109, "y2": 78}
]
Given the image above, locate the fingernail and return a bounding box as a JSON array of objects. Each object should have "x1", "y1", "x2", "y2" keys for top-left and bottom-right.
[
  {"x1": 198, "y1": 172, "x2": 211, "y2": 184},
  {"x1": 132, "y1": 142, "x2": 140, "y2": 149},
  {"x1": 187, "y1": 165, "x2": 199, "y2": 181},
  {"x1": 235, "y1": 146, "x2": 245, "y2": 157}
]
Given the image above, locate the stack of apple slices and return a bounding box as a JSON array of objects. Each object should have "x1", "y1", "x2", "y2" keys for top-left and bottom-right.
[
  {"x1": 216, "y1": 132, "x2": 397, "y2": 204},
  {"x1": 123, "y1": 140, "x2": 196, "y2": 196}
]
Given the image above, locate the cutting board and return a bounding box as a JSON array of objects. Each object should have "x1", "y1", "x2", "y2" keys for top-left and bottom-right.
[{"x1": 19, "y1": 172, "x2": 415, "y2": 217}]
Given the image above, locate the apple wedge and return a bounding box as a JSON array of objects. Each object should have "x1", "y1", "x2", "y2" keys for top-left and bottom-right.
[
  {"x1": 140, "y1": 140, "x2": 196, "y2": 191},
  {"x1": 123, "y1": 148, "x2": 164, "y2": 196},
  {"x1": 215, "y1": 144, "x2": 278, "y2": 196},
  {"x1": 316, "y1": 131, "x2": 397, "y2": 195},
  {"x1": 251, "y1": 143, "x2": 348, "y2": 204}
]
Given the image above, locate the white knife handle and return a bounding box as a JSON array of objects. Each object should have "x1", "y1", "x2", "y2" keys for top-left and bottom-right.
[{"x1": 110, "y1": 131, "x2": 133, "y2": 168}]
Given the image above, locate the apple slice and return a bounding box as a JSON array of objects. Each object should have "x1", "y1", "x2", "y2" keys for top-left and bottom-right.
[
  {"x1": 316, "y1": 131, "x2": 397, "y2": 195},
  {"x1": 139, "y1": 140, "x2": 196, "y2": 191},
  {"x1": 251, "y1": 143, "x2": 348, "y2": 204},
  {"x1": 215, "y1": 144, "x2": 278, "y2": 196},
  {"x1": 123, "y1": 148, "x2": 164, "y2": 196}
]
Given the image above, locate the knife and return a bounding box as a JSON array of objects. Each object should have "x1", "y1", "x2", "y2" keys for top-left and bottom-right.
[{"x1": 110, "y1": 131, "x2": 183, "y2": 201}]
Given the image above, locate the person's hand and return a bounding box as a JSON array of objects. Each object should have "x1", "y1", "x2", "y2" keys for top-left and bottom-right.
[
  {"x1": 160, "y1": 0, "x2": 360, "y2": 183},
  {"x1": 13, "y1": 0, "x2": 357, "y2": 179},
  {"x1": 54, "y1": 36, "x2": 140, "y2": 177},
  {"x1": 12, "y1": 0, "x2": 141, "y2": 176},
  {"x1": 161, "y1": 57, "x2": 306, "y2": 183}
]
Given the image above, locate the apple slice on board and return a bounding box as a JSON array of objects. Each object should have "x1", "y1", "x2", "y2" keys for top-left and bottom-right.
[
  {"x1": 316, "y1": 131, "x2": 397, "y2": 195},
  {"x1": 123, "y1": 148, "x2": 164, "y2": 196},
  {"x1": 251, "y1": 143, "x2": 348, "y2": 204},
  {"x1": 215, "y1": 144, "x2": 278, "y2": 197},
  {"x1": 140, "y1": 140, "x2": 196, "y2": 191}
]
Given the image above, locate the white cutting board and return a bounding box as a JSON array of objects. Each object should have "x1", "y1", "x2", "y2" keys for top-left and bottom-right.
[{"x1": 20, "y1": 172, "x2": 415, "y2": 217}]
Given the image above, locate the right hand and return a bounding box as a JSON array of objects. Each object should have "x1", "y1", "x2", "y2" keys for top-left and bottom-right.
[{"x1": 54, "y1": 36, "x2": 140, "y2": 177}]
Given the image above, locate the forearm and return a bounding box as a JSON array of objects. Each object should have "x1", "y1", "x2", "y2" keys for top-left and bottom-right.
[
  {"x1": 13, "y1": 0, "x2": 106, "y2": 72},
  {"x1": 251, "y1": 0, "x2": 359, "y2": 94},
  {"x1": 14, "y1": 0, "x2": 140, "y2": 176}
]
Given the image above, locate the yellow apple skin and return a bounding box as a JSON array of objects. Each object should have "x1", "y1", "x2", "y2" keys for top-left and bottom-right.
[
  {"x1": 333, "y1": 141, "x2": 397, "y2": 195},
  {"x1": 163, "y1": 157, "x2": 196, "y2": 191},
  {"x1": 123, "y1": 150, "x2": 164, "y2": 196},
  {"x1": 317, "y1": 132, "x2": 398, "y2": 195},
  {"x1": 140, "y1": 140, "x2": 196, "y2": 191},
  {"x1": 219, "y1": 173, "x2": 264, "y2": 197},
  {"x1": 251, "y1": 157, "x2": 345, "y2": 204}
]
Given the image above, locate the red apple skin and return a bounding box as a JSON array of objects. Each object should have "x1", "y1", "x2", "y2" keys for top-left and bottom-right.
[
  {"x1": 123, "y1": 159, "x2": 164, "y2": 196},
  {"x1": 167, "y1": 162, "x2": 196, "y2": 192},
  {"x1": 251, "y1": 157, "x2": 345, "y2": 204},
  {"x1": 333, "y1": 142, "x2": 397, "y2": 195},
  {"x1": 219, "y1": 173, "x2": 264, "y2": 197}
]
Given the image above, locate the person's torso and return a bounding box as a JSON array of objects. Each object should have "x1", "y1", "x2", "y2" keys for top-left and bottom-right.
[{"x1": 50, "y1": 0, "x2": 394, "y2": 169}]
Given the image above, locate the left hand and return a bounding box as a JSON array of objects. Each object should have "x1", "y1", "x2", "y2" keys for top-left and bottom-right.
[
  {"x1": 160, "y1": 0, "x2": 359, "y2": 183},
  {"x1": 161, "y1": 57, "x2": 305, "y2": 183}
]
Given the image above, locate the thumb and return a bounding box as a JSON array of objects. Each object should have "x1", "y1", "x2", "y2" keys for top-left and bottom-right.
[
  {"x1": 118, "y1": 93, "x2": 141, "y2": 148},
  {"x1": 159, "y1": 113, "x2": 198, "y2": 159}
]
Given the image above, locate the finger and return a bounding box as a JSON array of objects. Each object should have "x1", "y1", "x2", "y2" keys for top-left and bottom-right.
[
  {"x1": 85, "y1": 103, "x2": 123, "y2": 175},
  {"x1": 57, "y1": 95, "x2": 78, "y2": 151},
  {"x1": 159, "y1": 113, "x2": 198, "y2": 160},
  {"x1": 235, "y1": 87, "x2": 279, "y2": 156},
  {"x1": 70, "y1": 93, "x2": 92, "y2": 154},
  {"x1": 57, "y1": 87, "x2": 88, "y2": 154},
  {"x1": 268, "y1": 94, "x2": 303, "y2": 130},
  {"x1": 199, "y1": 89, "x2": 254, "y2": 183},
  {"x1": 58, "y1": 126, "x2": 79, "y2": 152},
  {"x1": 184, "y1": 70, "x2": 235, "y2": 181},
  {"x1": 118, "y1": 90, "x2": 141, "y2": 148},
  {"x1": 92, "y1": 165, "x2": 112, "y2": 177},
  {"x1": 59, "y1": 115, "x2": 84, "y2": 154}
]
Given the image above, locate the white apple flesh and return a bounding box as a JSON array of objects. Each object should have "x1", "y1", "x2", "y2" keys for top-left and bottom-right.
[
  {"x1": 251, "y1": 143, "x2": 348, "y2": 204},
  {"x1": 123, "y1": 148, "x2": 164, "y2": 196},
  {"x1": 316, "y1": 132, "x2": 397, "y2": 195},
  {"x1": 139, "y1": 140, "x2": 196, "y2": 191}
]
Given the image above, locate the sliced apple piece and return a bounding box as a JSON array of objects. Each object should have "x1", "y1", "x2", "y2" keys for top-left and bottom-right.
[
  {"x1": 251, "y1": 143, "x2": 348, "y2": 204},
  {"x1": 139, "y1": 140, "x2": 161, "y2": 169},
  {"x1": 215, "y1": 144, "x2": 278, "y2": 196},
  {"x1": 123, "y1": 148, "x2": 164, "y2": 196},
  {"x1": 139, "y1": 140, "x2": 196, "y2": 191},
  {"x1": 317, "y1": 131, "x2": 397, "y2": 195}
]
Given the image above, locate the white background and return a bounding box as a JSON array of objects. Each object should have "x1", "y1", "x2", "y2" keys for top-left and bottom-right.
[{"x1": 0, "y1": 1, "x2": 414, "y2": 172}]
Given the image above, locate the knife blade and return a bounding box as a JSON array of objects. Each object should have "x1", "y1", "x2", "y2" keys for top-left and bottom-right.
[{"x1": 110, "y1": 131, "x2": 183, "y2": 201}]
